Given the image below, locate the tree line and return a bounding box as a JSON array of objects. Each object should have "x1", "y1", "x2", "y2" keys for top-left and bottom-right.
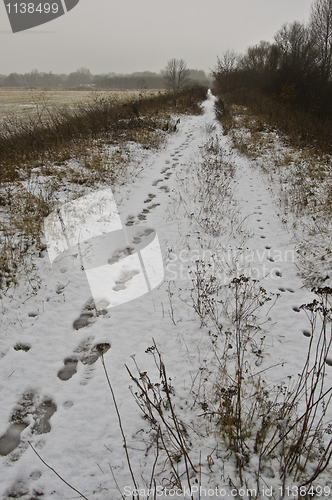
[
  {"x1": 213, "y1": 0, "x2": 332, "y2": 121},
  {"x1": 0, "y1": 66, "x2": 211, "y2": 89}
]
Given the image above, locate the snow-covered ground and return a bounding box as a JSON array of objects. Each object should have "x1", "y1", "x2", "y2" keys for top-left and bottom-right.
[{"x1": 0, "y1": 92, "x2": 331, "y2": 499}]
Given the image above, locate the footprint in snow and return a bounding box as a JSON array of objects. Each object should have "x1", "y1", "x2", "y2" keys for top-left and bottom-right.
[
  {"x1": 73, "y1": 312, "x2": 94, "y2": 330},
  {"x1": 72, "y1": 298, "x2": 109, "y2": 330},
  {"x1": 57, "y1": 357, "x2": 79, "y2": 381},
  {"x1": 5, "y1": 466, "x2": 44, "y2": 498},
  {"x1": 0, "y1": 390, "x2": 57, "y2": 457},
  {"x1": 144, "y1": 193, "x2": 156, "y2": 203},
  {"x1": 148, "y1": 203, "x2": 160, "y2": 210},
  {"x1": 125, "y1": 215, "x2": 135, "y2": 227},
  {"x1": 152, "y1": 179, "x2": 163, "y2": 186},
  {"x1": 107, "y1": 227, "x2": 155, "y2": 266},
  {"x1": 14, "y1": 343, "x2": 31, "y2": 352},
  {"x1": 5, "y1": 478, "x2": 35, "y2": 500},
  {"x1": 77, "y1": 339, "x2": 111, "y2": 366},
  {"x1": 58, "y1": 337, "x2": 111, "y2": 383},
  {"x1": 131, "y1": 228, "x2": 154, "y2": 245},
  {"x1": 113, "y1": 269, "x2": 140, "y2": 291},
  {"x1": 72, "y1": 298, "x2": 97, "y2": 330},
  {"x1": 108, "y1": 246, "x2": 134, "y2": 265}
]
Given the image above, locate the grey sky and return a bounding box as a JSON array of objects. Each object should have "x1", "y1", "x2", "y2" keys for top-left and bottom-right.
[{"x1": 1, "y1": 0, "x2": 314, "y2": 75}]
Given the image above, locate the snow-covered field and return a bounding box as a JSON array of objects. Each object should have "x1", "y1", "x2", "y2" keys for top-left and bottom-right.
[{"x1": 0, "y1": 92, "x2": 331, "y2": 499}]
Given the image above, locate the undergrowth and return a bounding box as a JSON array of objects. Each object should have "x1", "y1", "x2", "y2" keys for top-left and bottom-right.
[{"x1": 213, "y1": 88, "x2": 332, "y2": 155}]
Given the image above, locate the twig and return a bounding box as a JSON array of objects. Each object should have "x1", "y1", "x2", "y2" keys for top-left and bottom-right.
[
  {"x1": 299, "y1": 441, "x2": 332, "y2": 486},
  {"x1": 168, "y1": 281, "x2": 177, "y2": 325},
  {"x1": 97, "y1": 463, "x2": 104, "y2": 474},
  {"x1": 110, "y1": 464, "x2": 126, "y2": 500},
  {"x1": 126, "y1": 356, "x2": 196, "y2": 475},
  {"x1": 160, "y1": 359, "x2": 197, "y2": 480},
  {"x1": 199, "y1": 451, "x2": 202, "y2": 500},
  {"x1": 266, "y1": 382, "x2": 332, "y2": 457},
  {"x1": 159, "y1": 426, "x2": 182, "y2": 489},
  {"x1": 101, "y1": 354, "x2": 139, "y2": 494},
  {"x1": 149, "y1": 427, "x2": 161, "y2": 492},
  {"x1": 28, "y1": 441, "x2": 89, "y2": 500}
]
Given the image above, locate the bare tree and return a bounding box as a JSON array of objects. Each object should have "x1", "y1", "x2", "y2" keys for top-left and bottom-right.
[
  {"x1": 309, "y1": 0, "x2": 332, "y2": 80},
  {"x1": 137, "y1": 77, "x2": 148, "y2": 93},
  {"x1": 212, "y1": 50, "x2": 240, "y2": 94},
  {"x1": 274, "y1": 21, "x2": 316, "y2": 82},
  {"x1": 214, "y1": 50, "x2": 239, "y2": 76},
  {"x1": 162, "y1": 59, "x2": 190, "y2": 91},
  {"x1": 239, "y1": 41, "x2": 272, "y2": 73}
]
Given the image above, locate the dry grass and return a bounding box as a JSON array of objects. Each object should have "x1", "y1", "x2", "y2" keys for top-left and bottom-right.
[
  {"x1": 0, "y1": 88, "x2": 161, "y2": 125},
  {"x1": 215, "y1": 88, "x2": 332, "y2": 154},
  {"x1": 0, "y1": 86, "x2": 206, "y2": 182}
]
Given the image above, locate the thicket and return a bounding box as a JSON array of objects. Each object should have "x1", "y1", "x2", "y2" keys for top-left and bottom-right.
[{"x1": 212, "y1": 0, "x2": 332, "y2": 152}]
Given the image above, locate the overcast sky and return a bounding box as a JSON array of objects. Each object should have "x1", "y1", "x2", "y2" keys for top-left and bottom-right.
[{"x1": 0, "y1": 0, "x2": 314, "y2": 75}]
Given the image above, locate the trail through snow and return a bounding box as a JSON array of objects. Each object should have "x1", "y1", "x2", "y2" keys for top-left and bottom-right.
[{"x1": 0, "y1": 92, "x2": 330, "y2": 499}]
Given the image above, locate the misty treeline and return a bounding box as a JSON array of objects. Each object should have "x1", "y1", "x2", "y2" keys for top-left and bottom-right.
[
  {"x1": 0, "y1": 67, "x2": 210, "y2": 89},
  {"x1": 213, "y1": 0, "x2": 332, "y2": 148}
]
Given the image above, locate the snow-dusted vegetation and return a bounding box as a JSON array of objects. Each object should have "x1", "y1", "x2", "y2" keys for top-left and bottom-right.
[{"x1": 0, "y1": 83, "x2": 332, "y2": 499}]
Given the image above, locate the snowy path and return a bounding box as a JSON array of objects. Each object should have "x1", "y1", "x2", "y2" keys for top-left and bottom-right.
[
  {"x1": 233, "y1": 153, "x2": 315, "y2": 376},
  {"x1": 0, "y1": 93, "x2": 329, "y2": 499}
]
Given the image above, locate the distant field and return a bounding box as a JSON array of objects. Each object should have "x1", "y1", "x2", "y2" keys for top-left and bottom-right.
[{"x1": 0, "y1": 88, "x2": 161, "y2": 124}]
